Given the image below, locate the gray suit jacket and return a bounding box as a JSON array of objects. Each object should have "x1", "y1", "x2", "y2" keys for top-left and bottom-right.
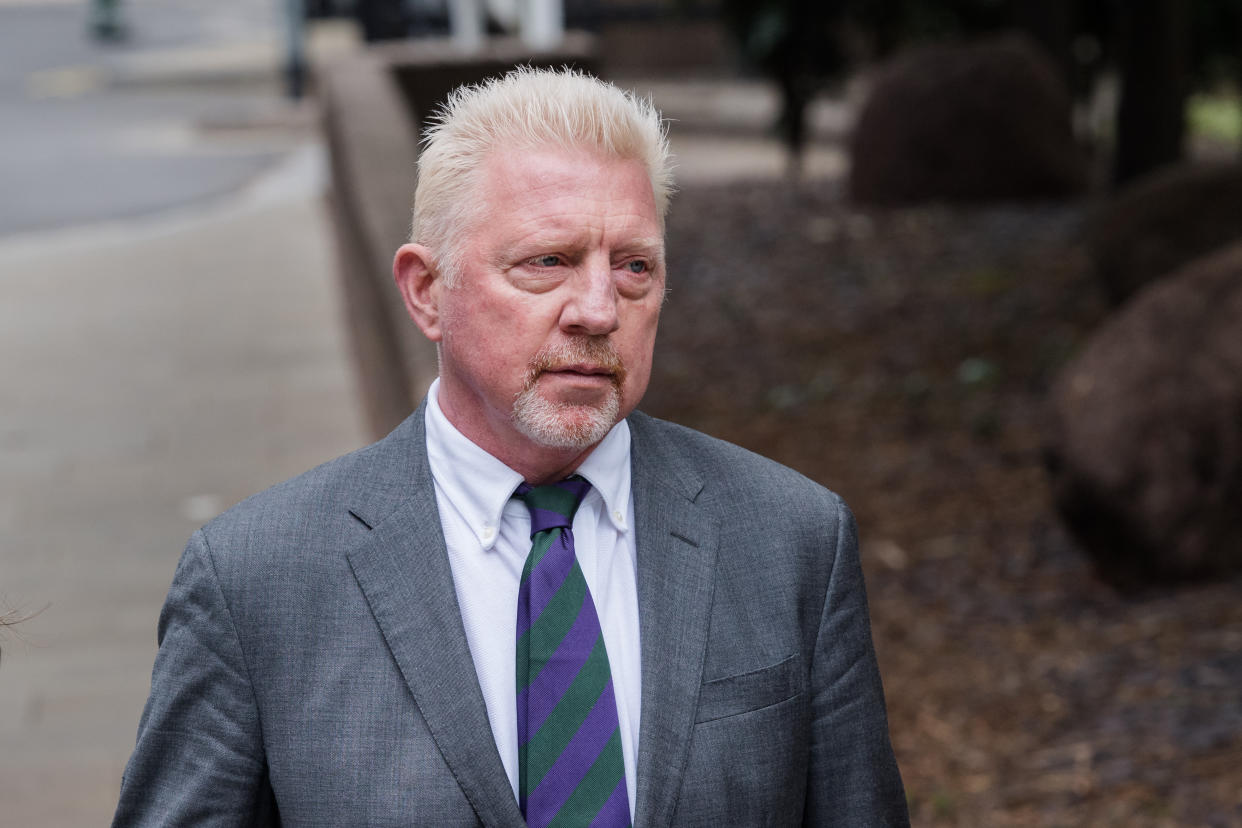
[{"x1": 114, "y1": 404, "x2": 908, "y2": 826}]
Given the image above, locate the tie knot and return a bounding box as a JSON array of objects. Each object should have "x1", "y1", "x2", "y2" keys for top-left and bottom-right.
[{"x1": 514, "y1": 476, "x2": 592, "y2": 536}]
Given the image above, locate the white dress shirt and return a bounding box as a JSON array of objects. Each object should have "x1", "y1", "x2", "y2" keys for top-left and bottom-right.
[{"x1": 424, "y1": 379, "x2": 642, "y2": 816}]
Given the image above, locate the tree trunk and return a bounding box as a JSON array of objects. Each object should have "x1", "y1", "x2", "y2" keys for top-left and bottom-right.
[{"x1": 1113, "y1": 0, "x2": 1191, "y2": 187}]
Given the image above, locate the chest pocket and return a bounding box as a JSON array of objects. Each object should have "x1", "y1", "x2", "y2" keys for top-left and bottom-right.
[{"x1": 694, "y1": 653, "x2": 802, "y2": 724}]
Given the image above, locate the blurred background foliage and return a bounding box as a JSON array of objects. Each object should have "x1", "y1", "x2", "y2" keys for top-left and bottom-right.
[{"x1": 702, "y1": 0, "x2": 1242, "y2": 184}]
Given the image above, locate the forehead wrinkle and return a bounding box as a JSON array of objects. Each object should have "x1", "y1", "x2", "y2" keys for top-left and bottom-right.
[
  {"x1": 489, "y1": 166, "x2": 655, "y2": 219},
  {"x1": 505, "y1": 208, "x2": 657, "y2": 249},
  {"x1": 506, "y1": 223, "x2": 596, "y2": 256},
  {"x1": 474, "y1": 149, "x2": 662, "y2": 262}
]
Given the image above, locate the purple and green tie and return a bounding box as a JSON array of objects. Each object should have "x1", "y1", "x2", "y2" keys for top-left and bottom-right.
[{"x1": 514, "y1": 477, "x2": 631, "y2": 828}]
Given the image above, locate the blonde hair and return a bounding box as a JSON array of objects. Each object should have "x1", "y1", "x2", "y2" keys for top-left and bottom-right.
[{"x1": 412, "y1": 66, "x2": 674, "y2": 285}]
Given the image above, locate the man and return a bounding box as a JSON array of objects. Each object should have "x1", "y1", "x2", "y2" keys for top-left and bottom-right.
[{"x1": 114, "y1": 68, "x2": 908, "y2": 826}]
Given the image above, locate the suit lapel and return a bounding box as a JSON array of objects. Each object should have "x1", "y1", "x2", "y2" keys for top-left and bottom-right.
[
  {"x1": 345, "y1": 406, "x2": 525, "y2": 828},
  {"x1": 341, "y1": 407, "x2": 717, "y2": 827},
  {"x1": 628, "y1": 414, "x2": 718, "y2": 828}
]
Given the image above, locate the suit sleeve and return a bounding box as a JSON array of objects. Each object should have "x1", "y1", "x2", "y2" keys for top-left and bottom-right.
[
  {"x1": 803, "y1": 497, "x2": 910, "y2": 826},
  {"x1": 113, "y1": 530, "x2": 277, "y2": 827}
]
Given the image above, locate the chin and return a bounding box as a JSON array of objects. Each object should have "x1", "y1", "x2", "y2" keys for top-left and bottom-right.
[{"x1": 512, "y1": 388, "x2": 621, "y2": 450}]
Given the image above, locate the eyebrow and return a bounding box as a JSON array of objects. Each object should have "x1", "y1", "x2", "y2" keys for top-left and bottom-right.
[
  {"x1": 620, "y1": 237, "x2": 666, "y2": 258},
  {"x1": 499, "y1": 235, "x2": 666, "y2": 263}
]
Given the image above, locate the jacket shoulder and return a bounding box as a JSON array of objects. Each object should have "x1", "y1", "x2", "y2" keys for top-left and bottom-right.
[
  {"x1": 627, "y1": 411, "x2": 848, "y2": 520},
  {"x1": 199, "y1": 412, "x2": 425, "y2": 559},
  {"x1": 630, "y1": 412, "x2": 844, "y2": 501}
]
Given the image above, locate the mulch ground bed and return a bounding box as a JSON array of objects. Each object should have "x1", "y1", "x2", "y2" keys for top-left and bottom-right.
[{"x1": 641, "y1": 179, "x2": 1242, "y2": 827}]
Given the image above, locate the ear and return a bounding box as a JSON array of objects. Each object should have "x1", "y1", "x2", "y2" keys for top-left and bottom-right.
[{"x1": 393, "y1": 243, "x2": 444, "y2": 342}]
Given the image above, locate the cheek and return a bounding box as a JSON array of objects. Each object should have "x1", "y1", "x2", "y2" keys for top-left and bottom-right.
[
  {"x1": 619, "y1": 309, "x2": 660, "y2": 384},
  {"x1": 630, "y1": 303, "x2": 662, "y2": 354},
  {"x1": 444, "y1": 317, "x2": 517, "y2": 380},
  {"x1": 448, "y1": 294, "x2": 520, "y2": 353}
]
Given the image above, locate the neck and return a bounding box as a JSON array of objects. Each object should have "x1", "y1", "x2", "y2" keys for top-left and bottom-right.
[{"x1": 506, "y1": 442, "x2": 600, "y2": 486}]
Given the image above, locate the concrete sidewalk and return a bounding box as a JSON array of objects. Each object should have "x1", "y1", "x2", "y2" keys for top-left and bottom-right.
[{"x1": 0, "y1": 143, "x2": 367, "y2": 826}]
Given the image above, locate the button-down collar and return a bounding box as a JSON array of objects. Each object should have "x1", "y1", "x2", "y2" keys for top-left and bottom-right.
[{"x1": 425, "y1": 379, "x2": 631, "y2": 550}]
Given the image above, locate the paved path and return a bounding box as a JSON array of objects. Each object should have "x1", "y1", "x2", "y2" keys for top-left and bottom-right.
[
  {"x1": 0, "y1": 145, "x2": 367, "y2": 826},
  {"x1": 0, "y1": 0, "x2": 339, "y2": 235}
]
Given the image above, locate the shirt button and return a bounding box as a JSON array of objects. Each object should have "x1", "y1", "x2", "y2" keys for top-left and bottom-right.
[
  {"x1": 482, "y1": 526, "x2": 495, "y2": 540},
  {"x1": 613, "y1": 511, "x2": 625, "y2": 525}
]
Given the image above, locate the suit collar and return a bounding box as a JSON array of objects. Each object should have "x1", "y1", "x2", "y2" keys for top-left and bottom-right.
[
  {"x1": 346, "y1": 401, "x2": 526, "y2": 828},
  {"x1": 627, "y1": 412, "x2": 718, "y2": 828},
  {"x1": 338, "y1": 401, "x2": 429, "y2": 532}
]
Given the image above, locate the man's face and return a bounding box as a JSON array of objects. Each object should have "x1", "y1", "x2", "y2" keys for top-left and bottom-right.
[{"x1": 428, "y1": 145, "x2": 665, "y2": 466}]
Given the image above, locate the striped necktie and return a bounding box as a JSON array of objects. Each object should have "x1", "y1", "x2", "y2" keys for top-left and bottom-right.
[{"x1": 514, "y1": 477, "x2": 631, "y2": 828}]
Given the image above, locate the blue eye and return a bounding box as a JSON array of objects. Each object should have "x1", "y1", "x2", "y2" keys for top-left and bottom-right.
[
  {"x1": 533, "y1": 255, "x2": 561, "y2": 267},
  {"x1": 626, "y1": 260, "x2": 647, "y2": 274}
]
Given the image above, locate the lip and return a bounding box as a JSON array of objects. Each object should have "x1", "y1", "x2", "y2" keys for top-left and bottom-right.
[{"x1": 545, "y1": 364, "x2": 613, "y2": 377}]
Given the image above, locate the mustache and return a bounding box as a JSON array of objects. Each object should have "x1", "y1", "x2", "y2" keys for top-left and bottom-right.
[{"x1": 523, "y1": 338, "x2": 627, "y2": 389}]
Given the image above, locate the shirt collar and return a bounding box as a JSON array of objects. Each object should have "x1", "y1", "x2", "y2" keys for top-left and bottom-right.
[
  {"x1": 424, "y1": 378, "x2": 632, "y2": 550},
  {"x1": 570, "y1": 411, "x2": 631, "y2": 536}
]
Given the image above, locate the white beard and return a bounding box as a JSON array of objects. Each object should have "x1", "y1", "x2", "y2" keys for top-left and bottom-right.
[{"x1": 511, "y1": 383, "x2": 621, "y2": 449}]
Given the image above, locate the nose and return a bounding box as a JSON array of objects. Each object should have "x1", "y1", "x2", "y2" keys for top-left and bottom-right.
[{"x1": 559, "y1": 263, "x2": 619, "y2": 336}]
